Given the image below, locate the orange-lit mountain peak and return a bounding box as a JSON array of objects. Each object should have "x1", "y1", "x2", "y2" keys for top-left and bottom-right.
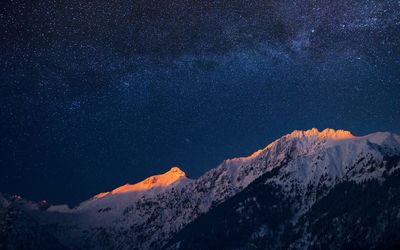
[
  {"x1": 168, "y1": 166, "x2": 186, "y2": 176},
  {"x1": 287, "y1": 128, "x2": 354, "y2": 140},
  {"x1": 229, "y1": 128, "x2": 355, "y2": 162},
  {"x1": 289, "y1": 128, "x2": 319, "y2": 138},
  {"x1": 319, "y1": 128, "x2": 354, "y2": 139},
  {"x1": 103, "y1": 166, "x2": 187, "y2": 196}
]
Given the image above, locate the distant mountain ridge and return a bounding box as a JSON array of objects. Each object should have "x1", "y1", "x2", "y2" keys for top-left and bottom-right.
[{"x1": 2, "y1": 128, "x2": 400, "y2": 250}]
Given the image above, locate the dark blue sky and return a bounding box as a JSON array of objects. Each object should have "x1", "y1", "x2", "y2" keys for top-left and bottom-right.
[{"x1": 1, "y1": 0, "x2": 400, "y2": 205}]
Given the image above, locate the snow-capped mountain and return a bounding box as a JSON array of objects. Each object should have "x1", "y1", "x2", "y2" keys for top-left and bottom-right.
[
  {"x1": 9, "y1": 128, "x2": 400, "y2": 249},
  {"x1": 47, "y1": 166, "x2": 191, "y2": 214},
  {"x1": 165, "y1": 129, "x2": 400, "y2": 249}
]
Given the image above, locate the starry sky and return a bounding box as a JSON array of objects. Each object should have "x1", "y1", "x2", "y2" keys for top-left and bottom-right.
[{"x1": 1, "y1": 0, "x2": 400, "y2": 206}]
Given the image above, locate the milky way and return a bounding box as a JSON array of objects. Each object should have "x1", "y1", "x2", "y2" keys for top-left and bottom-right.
[{"x1": 1, "y1": 0, "x2": 400, "y2": 205}]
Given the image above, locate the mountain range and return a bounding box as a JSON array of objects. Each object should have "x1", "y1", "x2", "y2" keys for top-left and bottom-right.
[{"x1": 1, "y1": 128, "x2": 400, "y2": 250}]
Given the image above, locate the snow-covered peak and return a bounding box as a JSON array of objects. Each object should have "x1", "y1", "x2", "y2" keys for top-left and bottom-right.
[
  {"x1": 230, "y1": 128, "x2": 354, "y2": 163},
  {"x1": 48, "y1": 167, "x2": 191, "y2": 213},
  {"x1": 208, "y1": 129, "x2": 399, "y2": 197},
  {"x1": 94, "y1": 166, "x2": 187, "y2": 198},
  {"x1": 286, "y1": 128, "x2": 354, "y2": 140}
]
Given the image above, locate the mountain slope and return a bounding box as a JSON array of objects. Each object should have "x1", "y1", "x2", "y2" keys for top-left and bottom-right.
[
  {"x1": 0, "y1": 194, "x2": 65, "y2": 250},
  {"x1": 17, "y1": 128, "x2": 400, "y2": 249},
  {"x1": 165, "y1": 132, "x2": 400, "y2": 249}
]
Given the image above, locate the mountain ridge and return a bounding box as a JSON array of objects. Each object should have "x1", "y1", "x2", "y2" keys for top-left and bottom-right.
[
  {"x1": 95, "y1": 166, "x2": 188, "y2": 198},
  {"x1": 4, "y1": 128, "x2": 400, "y2": 250},
  {"x1": 48, "y1": 128, "x2": 400, "y2": 210}
]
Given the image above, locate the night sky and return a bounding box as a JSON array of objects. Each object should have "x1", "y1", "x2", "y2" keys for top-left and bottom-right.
[{"x1": 1, "y1": 0, "x2": 400, "y2": 206}]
